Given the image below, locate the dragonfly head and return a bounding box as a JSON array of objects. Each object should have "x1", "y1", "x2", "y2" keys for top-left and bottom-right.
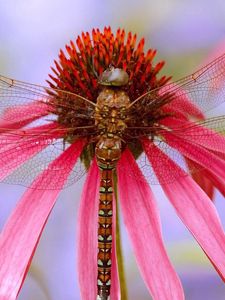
[{"x1": 98, "y1": 66, "x2": 129, "y2": 87}]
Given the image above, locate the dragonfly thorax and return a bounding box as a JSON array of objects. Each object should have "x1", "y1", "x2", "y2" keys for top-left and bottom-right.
[
  {"x1": 95, "y1": 88, "x2": 130, "y2": 136},
  {"x1": 95, "y1": 88, "x2": 130, "y2": 167}
]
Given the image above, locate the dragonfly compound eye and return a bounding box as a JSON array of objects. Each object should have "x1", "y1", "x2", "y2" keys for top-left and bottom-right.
[{"x1": 98, "y1": 66, "x2": 129, "y2": 86}]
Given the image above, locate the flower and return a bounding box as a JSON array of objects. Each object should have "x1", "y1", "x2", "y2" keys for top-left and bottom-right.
[{"x1": 1, "y1": 26, "x2": 225, "y2": 300}]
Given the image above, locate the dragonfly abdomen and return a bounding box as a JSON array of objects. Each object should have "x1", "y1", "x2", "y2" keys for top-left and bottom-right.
[
  {"x1": 95, "y1": 137, "x2": 122, "y2": 300},
  {"x1": 97, "y1": 164, "x2": 114, "y2": 300}
]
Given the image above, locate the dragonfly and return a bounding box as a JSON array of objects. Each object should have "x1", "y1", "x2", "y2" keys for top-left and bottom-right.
[{"x1": 1, "y1": 51, "x2": 225, "y2": 300}]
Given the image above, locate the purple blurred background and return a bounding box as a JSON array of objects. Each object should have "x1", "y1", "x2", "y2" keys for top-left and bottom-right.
[{"x1": 1, "y1": 0, "x2": 225, "y2": 299}]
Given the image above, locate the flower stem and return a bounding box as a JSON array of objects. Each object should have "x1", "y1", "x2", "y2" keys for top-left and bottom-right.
[{"x1": 114, "y1": 172, "x2": 128, "y2": 300}]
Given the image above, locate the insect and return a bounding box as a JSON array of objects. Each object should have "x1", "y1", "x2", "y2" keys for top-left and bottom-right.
[{"x1": 1, "y1": 27, "x2": 225, "y2": 300}]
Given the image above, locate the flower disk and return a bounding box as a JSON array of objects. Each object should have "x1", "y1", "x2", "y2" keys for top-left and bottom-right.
[{"x1": 48, "y1": 26, "x2": 171, "y2": 101}]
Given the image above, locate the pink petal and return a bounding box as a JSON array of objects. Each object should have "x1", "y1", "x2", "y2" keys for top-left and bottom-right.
[
  {"x1": 77, "y1": 160, "x2": 120, "y2": 300},
  {"x1": 144, "y1": 140, "x2": 225, "y2": 281},
  {"x1": 0, "y1": 139, "x2": 85, "y2": 300},
  {"x1": 160, "y1": 117, "x2": 225, "y2": 198},
  {"x1": 150, "y1": 131, "x2": 225, "y2": 197},
  {"x1": 0, "y1": 123, "x2": 64, "y2": 181},
  {"x1": 0, "y1": 122, "x2": 64, "y2": 149},
  {"x1": 186, "y1": 159, "x2": 214, "y2": 200},
  {"x1": 0, "y1": 102, "x2": 49, "y2": 131},
  {"x1": 162, "y1": 131, "x2": 225, "y2": 182},
  {"x1": 161, "y1": 117, "x2": 225, "y2": 153},
  {"x1": 117, "y1": 149, "x2": 184, "y2": 300},
  {"x1": 188, "y1": 162, "x2": 225, "y2": 198},
  {"x1": 77, "y1": 160, "x2": 98, "y2": 300},
  {"x1": 160, "y1": 83, "x2": 204, "y2": 119}
]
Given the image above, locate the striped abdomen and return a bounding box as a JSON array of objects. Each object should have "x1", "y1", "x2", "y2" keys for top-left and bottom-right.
[
  {"x1": 95, "y1": 137, "x2": 122, "y2": 300},
  {"x1": 97, "y1": 165, "x2": 114, "y2": 300}
]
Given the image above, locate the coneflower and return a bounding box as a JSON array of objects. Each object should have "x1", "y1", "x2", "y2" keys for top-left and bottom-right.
[{"x1": 0, "y1": 27, "x2": 225, "y2": 300}]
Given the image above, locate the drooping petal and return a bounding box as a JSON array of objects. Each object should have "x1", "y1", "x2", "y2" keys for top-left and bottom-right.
[
  {"x1": 186, "y1": 159, "x2": 214, "y2": 200},
  {"x1": 162, "y1": 131, "x2": 225, "y2": 185},
  {"x1": 143, "y1": 140, "x2": 225, "y2": 281},
  {"x1": 145, "y1": 130, "x2": 225, "y2": 197},
  {"x1": 160, "y1": 83, "x2": 204, "y2": 120},
  {"x1": 77, "y1": 160, "x2": 120, "y2": 300},
  {"x1": 0, "y1": 123, "x2": 64, "y2": 181},
  {"x1": 77, "y1": 160, "x2": 99, "y2": 300},
  {"x1": 185, "y1": 158, "x2": 225, "y2": 198},
  {"x1": 198, "y1": 168, "x2": 225, "y2": 198},
  {"x1": 162, "y1": 119, "x2": 225, "y2": 196},
  {"x1": 0, "y1": 102, "x2": 49, "y2": 132},
  {"x1": 161, "y1": 117, "x2": 225, "y2": 153},
  {"x1": 117, "y1": 149, "x2": 184, "y2": 300},
  {"x1": 0, "y1": 139, "x2": 85, "y2": 300},
  {"x1": 0, "y1": 122, "x2": 63, "y2": 150}
]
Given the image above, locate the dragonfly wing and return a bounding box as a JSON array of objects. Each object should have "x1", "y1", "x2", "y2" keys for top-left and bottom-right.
[
  {"x1": 130, "y1": 52, "x2": 225, "y2": 115},
  {"x1": 125, "y1": 53, "x2": 225, "y2": 185},
  {"x1": 0, "y1": 75, "x2": 96, "y2": 189},
  {"x1": 126, "y1": 116, "x2": 225, "y2": 185}
]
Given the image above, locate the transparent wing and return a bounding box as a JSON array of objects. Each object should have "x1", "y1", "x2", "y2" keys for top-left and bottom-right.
[
  {"x1": 0, "y1": 75, "x2": 97, "y2": 189},
  {"x1": 126, "y1": 115, "x2": 225, "y2": 185},
  {"x1": 130, "y1": 52, "x2": 225, "y2": 114},
  {"x1": 0, "y1": 75, "x2": 96, "y2": 119},
  {"x1": 123, "y1": 53, "x2": 225, "y2": 185}
]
